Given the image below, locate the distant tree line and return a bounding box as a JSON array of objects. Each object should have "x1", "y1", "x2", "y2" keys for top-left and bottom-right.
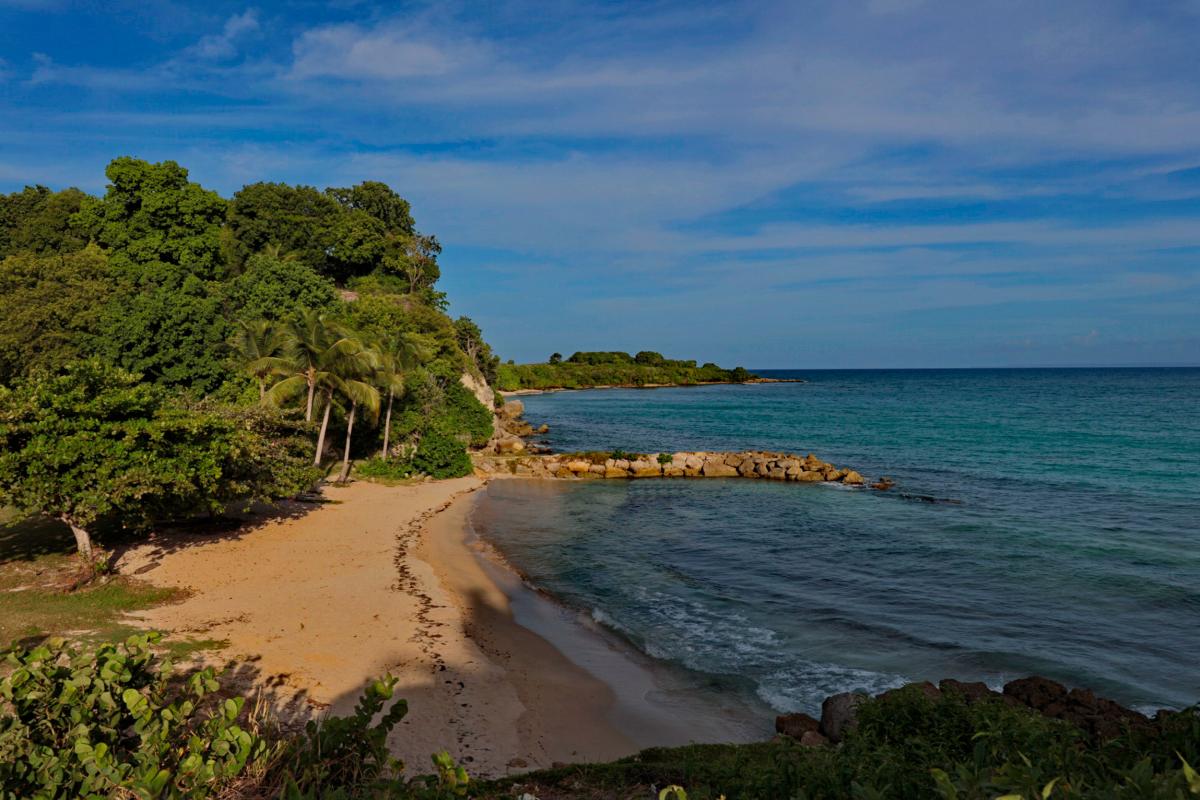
[{"x1": 496, "y1": 351, "x2": 756, "y2": 390}]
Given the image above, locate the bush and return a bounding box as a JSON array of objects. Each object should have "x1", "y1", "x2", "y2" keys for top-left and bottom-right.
[
  {"x1": 411, "y1": 430, "x2": 473, "y2": 479},
  {"x1": 356, "y1": 457, "x2": 416, "y2": 481},
  {"x1": 0, "y1": 633, "x2": 270, "y2": 799}
]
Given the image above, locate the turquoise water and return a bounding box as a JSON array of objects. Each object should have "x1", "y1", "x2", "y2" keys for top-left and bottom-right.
[{"x1": 470, "y1": 369, "x2": 1200, "y2": 715}]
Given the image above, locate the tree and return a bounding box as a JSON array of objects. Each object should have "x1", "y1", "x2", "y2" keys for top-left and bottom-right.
[
  {"x1": 224, "y1": 182, "x2": 341, "y2": 272},
  {"x1": 0, "y1": 245, "x2": 114, "y2": 384},
  {"x1": 0, "y1": 361, "x2": 316, "y2": 564},
  {"x1": 231, "y1": 319, "x2": 287, "y2": 400},
  {"x1": 635, "y1": 350, "x2": 666, "y2": 365},
  {"x1": 333, "y1": 338, "x2": 381, "y2": 482},
  {"x1": 94, "y1": 273, "x2": 231, "y2": 393},
  {"x1": 224, "y1": 253, "x2": 339, "y2": 321},
  {"x1": 453, "y1": 316, "x2": 498, "y2": 383},
  {"x1": 265, "y1": 310, "x2": 343, "y2": 422},
  {"x1": 0, "y1": 185, "x2": 90, "y2": 258},
  {"x1": 386, "y1": 233, "x2": 441, "y2": 295},
  {"x1": 375, "y1": 332, "x2": 431, "y2": 460},
  {"x1": 73, "y1": 157, "x2": 227, "y2": 283},
  {"x1": 326, "y1": 181, "x2": 415, "y2": 237},
  {"x1": 549, "y1": 352, "x2": 562, "y2": 365}
]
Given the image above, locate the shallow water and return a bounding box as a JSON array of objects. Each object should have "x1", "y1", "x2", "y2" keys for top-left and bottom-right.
[{"x1": 471, "y1": 368, "x2": 1200, "y2": 715}]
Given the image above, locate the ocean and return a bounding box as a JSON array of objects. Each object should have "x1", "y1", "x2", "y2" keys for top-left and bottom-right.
[{"x1": 469, "y1": 368, "x2": 1200, "y2": 716}]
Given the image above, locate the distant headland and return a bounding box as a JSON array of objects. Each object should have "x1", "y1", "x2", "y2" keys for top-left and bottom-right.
[{"x1": 496, "y1": 350, "x2": 803, "y2": 392}]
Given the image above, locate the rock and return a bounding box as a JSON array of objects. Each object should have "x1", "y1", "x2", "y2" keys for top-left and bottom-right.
[
  {"x1": 799, "y1": 470, "x2": 824, "y2": 482},
  {"x1": 683, "y1": 454, "x2": 704, "y2": 471},
  {"x1": 939, "y1": 679, "x2": 997, "y2": 704},
  {"x1": 495, "y1": 437, "x2": 525, "y2": 454},
  {"x1": 824, "y1": 469, "x2": 844, "y2": 481},
  {"x1": 737, "y1": 459, "x2": 758, "y2": 477},
  {"x1": 662, "y1": 464, "x2": 685, "y2": 477},
  {"x1": 701, "y1": 460, "x2": 739, "y2": 477},
  {"x1": 460, "y1": 371, "x2": 496, "y2": 410},
  {"x1": 1003, "y1": 676, "x2": 1068, "y2": 714},
  {"x1": 879, "y1": 681, "x2": 942, "y2": 703},
  {"x1": 629, "y1": 460, "x2": 662, "y2": 477},
  {"x1": 566, "y1": 460, "x2": 591, "y2": 474},
  {"x1": 500, "y1": 399, "x2": 525, "y2": 419},
  {"x1": 768, "y1": 466, "x2": 787, "y2": 480},
  {"x1": 842, "y1": 470, "x2": 865, "y2": 485},
  {"x1": 820, "y1": 692, "x2": 866, "y2": 743},
  {"x1": 724, "y1": 453, "x2": 745, "y2": 467},
  {"x1": 775, "y1": 712, "x2": 820, "y2": 739},
  {"x1": 536, "y1": 423, "x2": 550, "y2": 434},
  {"x1": 799, "y1": 730, "x2": 829, "y2": 747},
  {"x1": 871, "y1": 476, "x2": 895, "y2": 490},
  {"x1": 588, "y1": 464, "x2": 606, "y2": 475}
]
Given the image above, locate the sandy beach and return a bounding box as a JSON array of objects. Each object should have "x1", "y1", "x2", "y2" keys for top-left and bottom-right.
[{"x1": 118, "y1": 477, "x2": 715, "y2": 777}]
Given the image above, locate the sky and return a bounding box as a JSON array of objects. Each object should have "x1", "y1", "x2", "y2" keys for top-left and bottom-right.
[{"x1": 1, "y1": 0, "x2": 1199, "y2": 368}]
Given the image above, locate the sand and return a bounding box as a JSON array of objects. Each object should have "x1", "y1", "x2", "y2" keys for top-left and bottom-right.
[{"x1": 118, "y1": 478, "x2": 637, "y2": 777}]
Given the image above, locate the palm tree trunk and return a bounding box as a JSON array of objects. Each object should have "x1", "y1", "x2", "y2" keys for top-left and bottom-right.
[
  {"x1": 381, "y1": 390, "x2": 394, "y2": 459},
  {"x1": 258, "y1": 379, "x2": 265, "y2": 401},
  {"x1": 314, "y1": 391, "x2": 333, "y2": 466},
  {"x1": 305, "y1": 375, "x2": 316, "y2": 422},
  {"x1": 338, "y1": 401, "x2": 358, "y2": 482}
]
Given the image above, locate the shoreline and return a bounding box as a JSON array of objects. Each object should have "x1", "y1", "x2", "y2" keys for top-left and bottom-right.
[{"x1": 119, "y1": 477, "x2": 765, "y2": 778}]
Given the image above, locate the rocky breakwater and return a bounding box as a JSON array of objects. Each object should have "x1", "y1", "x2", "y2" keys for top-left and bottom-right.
[{"x1": 473, "y1": 449, "x2": 866, "y2": 486}]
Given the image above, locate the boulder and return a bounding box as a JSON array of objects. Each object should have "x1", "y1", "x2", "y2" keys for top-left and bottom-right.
[
  {"x1": 820, "y1": 692, "x2": 866, "y2": 743},
  {"x1": 566, "y1": 460, "x2": 592, "y2": 474},
  {"x1": 1003, "y1": 676, "x2": 1068, "y2": 715},
  {"x1": 775, "y1": 712, "x2": 820, "y2": 739},
  {"x1": 799, "y1": 470, "x2": 824, "y2": 482},
  {"x1": 701, "y1": 460, "x2": 739, "y2": 477},
  {"x1": 842, "y1": 470, "x2": 865, "y2": 485},
  {"x1": 767, "y1": 466, "x2": 787, "y2": 480},
  {"x1": 500, "y1": 399, "x2": 524, "y2": 419},
  {"x1": 536, "y1": 423, "x2": 550, "y2": 434},
  {"x1": 879, "y1": 681, "x2": 942, "y2": 703},
  {"x1": 724, "y1": 453, "x2": 746, "y2": 468},
  {"x1": 938, "y1": 679, "x2": 997, "y2": 704},
  {"x1": 737, "y1": 460, "x2": 759, "y2": 477},
  {"x1": 629, "y1": 460, "x2": 662, "y2": 477},
  {"x1": 495, "y1": 437, "x2": 525, "y2": 454}
]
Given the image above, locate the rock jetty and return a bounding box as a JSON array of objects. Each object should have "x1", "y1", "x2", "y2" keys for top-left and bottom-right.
[{"x1": 473, "y1": 449, "x2": 866, "y2": 485}]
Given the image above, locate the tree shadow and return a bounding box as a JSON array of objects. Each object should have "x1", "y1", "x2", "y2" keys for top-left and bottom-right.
[{"x1": 108, "y1": 496, "x2": 327, "y2": 575}]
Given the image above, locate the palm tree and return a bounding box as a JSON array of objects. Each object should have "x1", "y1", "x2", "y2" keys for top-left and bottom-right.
[
  {"x1": 335, "y1": 347, "x2": 382, "y2": 483},
  {"x1": 375, "y1": 332, "x2": 431, "y2": 460},
  {"x1": 230, "y1": 319, "x2": 286, "y2": 400},
  {"x1": 265, "y1": 310, "x2": 341, "y2": 422}
]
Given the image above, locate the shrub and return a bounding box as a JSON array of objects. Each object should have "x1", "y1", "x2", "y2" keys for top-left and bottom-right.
[
  {"x1": 658, "y1": 452, "x2": 673, "y2": 465},
  {"x1": 0, "y1": 633, "x2": 271, "y2": 799},
  {"x1": 411, "y1": 430, "x2": 473, "y2": 479},
  {"x1": 356, "y1": 457, "x2": 416, "y2": 481}
]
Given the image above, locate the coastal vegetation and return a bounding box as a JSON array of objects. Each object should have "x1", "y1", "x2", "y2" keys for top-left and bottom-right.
[
  {"x1": 0, "y1": 158, "x2": 498, "y2": 564},
  {"x1": 495, "y1": 351, "x2": 755, "y2": 391},
  {"x1": 3, "y1": 636, "x2": 1197, "y2": 799}
]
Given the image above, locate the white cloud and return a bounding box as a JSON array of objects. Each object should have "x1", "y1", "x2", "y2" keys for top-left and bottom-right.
[
  {"x1": 190, "y1": 10, "x2": 260, "y2": 61},
  {"x1": 290, "y1": 23, "x2": 464, "y2": 80}
]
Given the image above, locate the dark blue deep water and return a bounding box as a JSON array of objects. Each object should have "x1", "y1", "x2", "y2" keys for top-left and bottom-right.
[{"x1": 470, "y1": 369, "x2": 1200, "y2": 714}]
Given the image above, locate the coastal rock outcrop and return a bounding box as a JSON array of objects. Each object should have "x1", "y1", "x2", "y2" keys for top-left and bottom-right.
[
  {"x1": 819, "y1": 692, "x2": 866, "y2": 743},
  {"x1": 774, "y1": 677, "x2": 1160, "y2": 748}
]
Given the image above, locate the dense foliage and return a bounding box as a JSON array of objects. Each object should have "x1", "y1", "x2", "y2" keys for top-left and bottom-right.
[
  {"x1": 0, "y1": 634, "x2": 475, "y2": 800},
  {"x1": 496, "y1": 352, "x2": 756, "y2": 390},
  {"x1": 0, "y1": 157, "x2": 500, "y2": 558},
  {"x1": 0, "y1": 361, "x2": 319, "y2": 561}
]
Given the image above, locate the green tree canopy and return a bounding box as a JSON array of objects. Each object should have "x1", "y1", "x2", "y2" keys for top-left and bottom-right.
[
  {"x1": 0, "y1": 185, "x2": 91, "y2": 258},
  {"x1": 0, "y1": 245, "x2": 114, "y2": 384},
  {"x1": 326, "y1": 181, "x2": 414, "y2": 237},
  {"x1": 74, "y1": 157, "x2": 227, "y2": 283},
  {"x1": 0, "y1": 361, "x2": 317, "y2": 561},
  {"x1": 225, "y1": 253, "x2": 340, "y2": 321},
  {"x1": 224, "y1": 182, "x2": 341, "y2": 271}
]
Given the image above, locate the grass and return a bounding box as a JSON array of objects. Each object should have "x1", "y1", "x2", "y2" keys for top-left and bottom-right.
[{"x1": 0, "y1": 508, "x2": 191, "y2": 651}]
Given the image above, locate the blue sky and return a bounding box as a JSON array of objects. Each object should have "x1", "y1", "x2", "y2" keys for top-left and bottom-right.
[{"x1": 2, "y1": 0, "x2": 1198, "y2": 368}]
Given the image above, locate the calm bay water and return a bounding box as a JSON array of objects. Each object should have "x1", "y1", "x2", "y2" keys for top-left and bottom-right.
[{"x1": 470, "y1": 369, "x2": 1200, "y2": 715}]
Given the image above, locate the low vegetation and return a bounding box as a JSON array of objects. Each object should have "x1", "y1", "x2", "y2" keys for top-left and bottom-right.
[
  {"x1": 2, "y1": 641, "x2": 1197, "y2": 799},
  {"x1": 496, "y1": 351, "x2": 755, "y2": 391}
]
